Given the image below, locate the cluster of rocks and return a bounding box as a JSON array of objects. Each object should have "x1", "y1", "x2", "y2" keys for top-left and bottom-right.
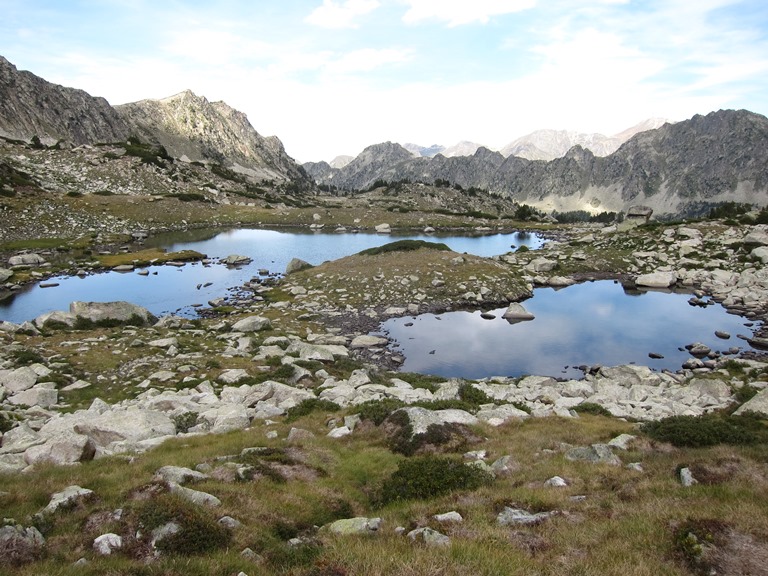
[{"x1": 4, "y1": 301, "x2": 765, "y2": 473}]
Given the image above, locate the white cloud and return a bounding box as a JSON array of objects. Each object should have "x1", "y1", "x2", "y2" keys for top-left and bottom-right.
[
  {"x1": 324, "y1": 48, "x2": 413, "y2": 74},
  {"x1": 305, "y1": 0, "x2": 380, "y2": 29},
  {"x1": 402, "y1": 0, "x2": 537, "y2": 26}
]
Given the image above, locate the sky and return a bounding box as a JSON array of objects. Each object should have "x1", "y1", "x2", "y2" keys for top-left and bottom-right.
[{"x1": 1, "y1": 1, "x2": 767, "y2": 163}]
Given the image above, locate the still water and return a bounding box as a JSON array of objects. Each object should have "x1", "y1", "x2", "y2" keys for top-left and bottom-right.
[
  {"x1": 379, "y1": 281, "x2": 757, "y2": 379},
  {"x1": 0, "y1": 228, "x2": 543, "y2": 323}
]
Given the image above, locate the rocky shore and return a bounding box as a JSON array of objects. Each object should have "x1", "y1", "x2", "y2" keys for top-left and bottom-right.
[{"x1": 2, "y1": 218, "x2": 768, "y2": 475}]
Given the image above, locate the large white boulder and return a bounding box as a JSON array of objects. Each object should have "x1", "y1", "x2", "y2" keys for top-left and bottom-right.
[
  {"x1": 73, "y1": 410, "x2": 176, "y2": 447},
  {"x1": 635, "y1": 271, "x2": 677, "y2": 288}
]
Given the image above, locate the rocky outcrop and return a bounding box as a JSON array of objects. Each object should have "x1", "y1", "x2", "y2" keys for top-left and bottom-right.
[
  {"x1": 115, "y1": 90, "x2": 306, "y2": 182},
  {"x1": 0, "y1": 56, "x2": 129, "y2": 145}
]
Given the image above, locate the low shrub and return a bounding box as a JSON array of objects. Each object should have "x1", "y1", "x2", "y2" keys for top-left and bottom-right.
[
  {"x1": 133, "y1": 493, "x2": 231, "y2": 556},
  {"x1": 385, "y1": 411, "x2": 479, "y2": 456},
  {"x1": 733, "y1": 384, "x2": 758, "y2": 405},
  {"x1": 285, "y1": 399, "x2": 341, "y2": 422},
  {"x1": 376, "y1": 455, "x2": 492, "y2": 506},
  {"x1": 641, "y1": 413, "x2": 767, "y2": 447},
  {"x1": 356, "y1": 398, "x2": 406, "y2": 425},
  {"x1": 358, "y1": 240, "x2": 450, "y2": 256},
  {"x1": 672, "y1": 518, "x2": 727, "y2": 574},
  {"x1": 172, "y1": 411, "x2": 199, "y2": 433},
  {"x1": 574, "y1": 402, "x2": 613, "y2": 416},
  {"x1": 458, "y1": 382, "x2": 493, "y2": 406},
  {"x1": 10, "y1": 349, "x2": 45, "y2": 366}
]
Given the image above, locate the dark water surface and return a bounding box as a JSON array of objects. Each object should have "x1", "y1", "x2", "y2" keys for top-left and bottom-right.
[
  {"x1": 0, "y1": 228, "x2": 543, "y2": 323},
  {"x1": 379, "y1": 281, "x2": 757, "y2": 379}
]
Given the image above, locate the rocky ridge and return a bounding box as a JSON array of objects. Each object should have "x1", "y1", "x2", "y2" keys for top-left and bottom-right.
[
  {"x1": 0, "y1": 56, "x2": 129, "y2": 146},
  {"x1": 304, "y1": 110, "x2": 768, "y2": 217},
  {"x1": 0, "y1": 56, "x2": 305, "y2": 184},
  {"x1": 116, "y1": 90, "x2": 307, "y2": 182}
]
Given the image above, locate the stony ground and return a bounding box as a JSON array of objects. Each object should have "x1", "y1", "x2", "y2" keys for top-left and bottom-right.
[{"x1": 1, "y1": 138, "x2": 768, "y2": 575}]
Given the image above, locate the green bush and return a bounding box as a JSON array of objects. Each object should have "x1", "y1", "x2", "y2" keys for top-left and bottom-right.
[
  {"x1": 285, "y1": 399, "x2": 341, "y2": 422},
  {"x1": 359, "y1": 240, "x2": 450, "y2": 256},
  {"x1": 458, "y1": 382, "x2": 493, "y2": 406},
  {"x1": 357, "y1": 398, "x2": 406, "y2": 425},
  {"x1": 574, "y1": 402, "x2": 613, "y2": 417},
  {"x1": 134, "y1": 493, "x2": 230, "y2": 555},
  {"x1": 386, "y1": 411, "x2": 477, "y2": 456},
  {"x1": 733, "y1": 385, "x2": 758, "y2": 404},
  {"x1": 172, "y1": 411, "x2": 199, "y2": 433},
  {"x1": 377, "y1": 455, "x2": 492, "y2": 505},
  {"x1": 641, "y1": 413, "x2": 767, "y2": 447},
  {"x1": 10, "y1": 349, "x2": 45, "y2": 366}
]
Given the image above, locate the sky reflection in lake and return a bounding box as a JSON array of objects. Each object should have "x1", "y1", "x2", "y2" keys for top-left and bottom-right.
[
  {"x1": 0, "y1": 228, "x2": 541, "y2": 323},
  {"x1": 380, "y1": 281, "x2": 757, "y2": 379}
]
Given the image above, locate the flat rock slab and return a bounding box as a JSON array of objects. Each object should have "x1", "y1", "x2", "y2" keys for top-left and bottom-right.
[
  {"x1": 350, "y1": 335, "x2": 388, "y2": 348},
  {"x1": 565, "y1": 444, "x2": 621, "y2": 466},
  {"x1": 231, "y1": 316, "x2": 272, "y2": 332},
  {"x1": 43, "y1": 485, "x2": 95, "y2": 514}
]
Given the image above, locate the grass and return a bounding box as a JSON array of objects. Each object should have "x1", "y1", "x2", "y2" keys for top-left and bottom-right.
[
  {"x1": 0, "y1": 394, "x2": 766, "y2": 575},
  {"x1": 96, "y1": 248, "x2": 205, "y2": 268}
]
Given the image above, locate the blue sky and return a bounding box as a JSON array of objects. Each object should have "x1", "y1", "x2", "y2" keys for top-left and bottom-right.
[{"x1": 1, "y1": 1, "x2": 767, "y2": 162}]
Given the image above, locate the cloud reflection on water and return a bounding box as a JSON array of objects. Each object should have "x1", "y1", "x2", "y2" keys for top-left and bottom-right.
[{"x1": 382, "y1": 281, "x2": 757, "y2": 379}]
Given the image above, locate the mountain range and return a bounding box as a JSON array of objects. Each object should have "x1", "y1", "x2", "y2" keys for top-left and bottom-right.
[
  {"x1": 398, "y1": 118, "x2": 670, "y2": 162},
  {"x1": 1, "y1": 55, "x2": 767, "y2": 218},
  {"x1": 303, "y1": 110, "x2": 768, "y2": 216}
]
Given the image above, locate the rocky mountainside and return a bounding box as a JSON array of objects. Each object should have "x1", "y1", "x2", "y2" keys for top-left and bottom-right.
[
  {"x1": 0, "y1": 56, "x2": 306, "y2": 184},
  {"x1": 115, "y1": 90, "x2": 306, "y2": 182},
  {"x1": 306, "y1": 110, "x2": 768, "y2": 216},
  {"x1": 500, "y1": 118, "x2": 669, "y2": 161},
  {"x1": 0, "y1": 56, "x2": 130, "y2": 146}
]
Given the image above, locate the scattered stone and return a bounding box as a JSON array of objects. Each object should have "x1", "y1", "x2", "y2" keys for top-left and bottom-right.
[
  {"x1": 0, "y1": 524, "x2": 45, "y2": 564},
  {"x1": 285, "y1": 258, "x2": 312, "y2": 274},
  {"x1": 544, "y1": 476, "x2": 568, "y2": 487},
  {"x1": 607, "y1": 434, "x2": 637, "y2": 451},
  {"x1": 154, "y1": 466, "x2": 209, "y2": 485},
  {"x1": 407, "y1": 527, "x2": 450, "y2": 547},
  {"x1": 221, "y1": 255, "x2": 251, "y2": 266},
  {"x1": 350, "y1": 335, "x2": 388, "y2": 348},
  {"x1": 433, "y1": 511, "x2": 463, "y2": 523},
  {"x1": 325, "y1": 517, "x2": 382, "y2": 535},
  {"x1": 231, "y1": 316, "x2": 272, "y2": 332},
  {"x1": 636, "y1": 271, "x2": 677, "y2": 288},
  {"x1": 43, "y1": 485, "x2": 95, "y2": 515},
  {"x1": 502, "y1": 302, "x2": 535, "y2": 322},
  {"x1": 679, "y1": 467, "x2": 698, "y2": 487},
  {"x1": 93, "y1": 533, "x2": 122, "y2": 555},
  {"x1": 497, "y1": 507, "x2": 555, "y2": 526},
  {"x1": 69, "y1": 301, "x2": 156, "y2": 325},
  {"x1": 564, "y1": 444, "x2": 621, "y2": 466},
  {"x1": 168, "y1": 482, "x2": 221, "y2": 507}
]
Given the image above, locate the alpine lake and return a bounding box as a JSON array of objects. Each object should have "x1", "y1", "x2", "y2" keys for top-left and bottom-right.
[{"x1": 0, "y1": 227, "x2": 757, "y2": 379}]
